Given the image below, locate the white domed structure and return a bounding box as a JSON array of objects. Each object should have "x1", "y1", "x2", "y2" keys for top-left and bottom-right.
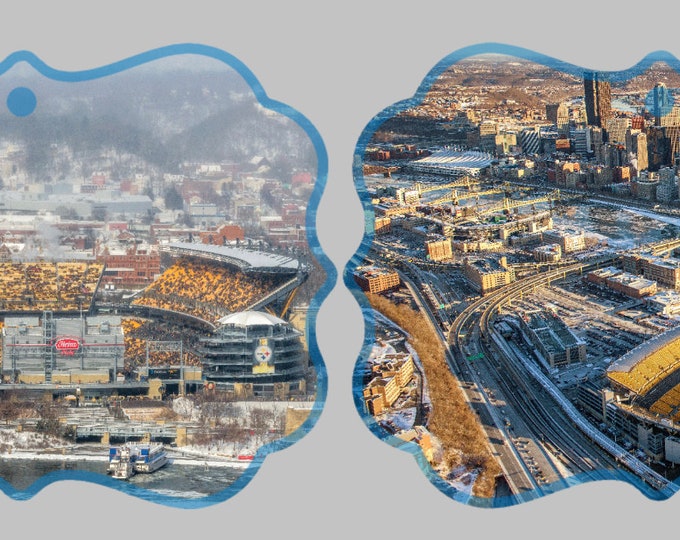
[{"x1": 216, "y1": 311, "x2": 286, "y2": 327}]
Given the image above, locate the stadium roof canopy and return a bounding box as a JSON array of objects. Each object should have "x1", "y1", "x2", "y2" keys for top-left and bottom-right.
[
  {"x1": 160, "y1": 242, "x2": 301, "y2": 273},
  {"x1": 608, "y1": 325, "x2": 680, "y2": 374}
]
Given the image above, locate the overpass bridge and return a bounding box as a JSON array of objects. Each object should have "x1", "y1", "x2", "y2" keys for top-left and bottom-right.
[{"x1": 73, "y1": 421, "x2": 187, "y2": 443}]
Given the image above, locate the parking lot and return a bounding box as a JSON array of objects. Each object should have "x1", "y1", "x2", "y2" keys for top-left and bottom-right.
[{"x1": 506, "y1": 274, "x2": 672, "y2": 387}]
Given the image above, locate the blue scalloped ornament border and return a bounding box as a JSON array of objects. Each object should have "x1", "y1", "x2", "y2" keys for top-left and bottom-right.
[
  {"x1": 0, "y1": 43, "x2": 334, "y2": 509},
  {"x1": 347, "y1": 42, "x2": 680, "y2": 508}
]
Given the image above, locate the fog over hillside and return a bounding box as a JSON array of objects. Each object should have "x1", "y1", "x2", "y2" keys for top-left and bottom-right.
[{"x1": 0, "y1": 58, "x2": 316, "y2": 178}]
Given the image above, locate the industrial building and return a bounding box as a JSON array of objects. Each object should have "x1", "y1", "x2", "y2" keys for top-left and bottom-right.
[
  {"x1": 605, "y1": 273, "x2": 657, "y2": 299},
  {"x1": 586, "y1": 266, "x2": 622, "y2": 285},
  {"x1": 2, "y1": 312, "x2": 124, "y2": 384},
  {"x1": 646, "y1": 290, "x2": 680, "y2": 316},
  {"x1": 199, "y1": 310, "x2": 308, "y2": 399},
  {"x1": 0, "y1": 189, "x2": 153, "y2": 219},
  {"x1": 518, "y1": 309, "x2": 586, "y2": 369},
  {"x1": 587, "y1": 268, "x2": 657, "y2": 298}
]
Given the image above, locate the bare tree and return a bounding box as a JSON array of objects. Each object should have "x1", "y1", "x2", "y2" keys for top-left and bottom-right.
[
  {"x1": 0, "y1": 397, "x2": 21, "y2": 425},
  {"x1": 247, "y1": 406, "x2": 280, "y2": 446}
]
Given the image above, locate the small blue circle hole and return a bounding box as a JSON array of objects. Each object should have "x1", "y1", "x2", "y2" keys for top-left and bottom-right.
[{"x1": 7, "y1": 87, "x2": 37, "y2": 117}]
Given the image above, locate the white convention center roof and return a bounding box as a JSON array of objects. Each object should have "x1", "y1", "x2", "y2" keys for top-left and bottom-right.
[{"x1": 409, "y1": 148, "x2": 493, "y2": 175}]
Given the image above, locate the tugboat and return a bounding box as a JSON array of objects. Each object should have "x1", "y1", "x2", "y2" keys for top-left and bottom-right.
[
  {"x1": 111, "y1": 445, "x2": 135, "y2": 480},
  {"x1": 108, "y1": 443, "x2": 169, "y2": 479}
]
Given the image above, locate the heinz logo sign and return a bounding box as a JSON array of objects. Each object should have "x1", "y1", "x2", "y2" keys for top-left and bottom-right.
[{"x1": 55, "y1": 338, "x2": 80, "y2": 354}]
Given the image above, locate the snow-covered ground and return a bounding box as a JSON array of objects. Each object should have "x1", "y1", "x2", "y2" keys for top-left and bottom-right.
[
  {"x1": 378, "y1": 407, "x2": 417, "y2": 432},
  {"x1": 0, "y1": 394, "x2": 288, "y2": 466},
  {"x1": 0, "y1": 427, "x2": 71, "y2": 454},
  {"x1": 0, "y1": 427, "x2": 251, "y2": 468},
  {"x1": 369, "y1": 342, "x2": 397, "y2": 361}
]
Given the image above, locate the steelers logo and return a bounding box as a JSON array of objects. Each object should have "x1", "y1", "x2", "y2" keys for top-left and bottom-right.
[{"x1": 254, "y1": 345, "x2": 273, "y2": 364}]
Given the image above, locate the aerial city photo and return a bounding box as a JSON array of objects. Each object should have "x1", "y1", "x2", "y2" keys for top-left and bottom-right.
[
  {"x1": 348, "y1": 44, "x2": 680, "y2": 507},
  {"x1": 0, "y1": 46, "x2": 330, "y2": 507}
]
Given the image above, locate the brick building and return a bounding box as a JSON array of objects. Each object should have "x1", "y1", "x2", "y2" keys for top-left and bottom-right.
[{"x1": 354, "y1": 266, "x2": 401, "y2": 294}]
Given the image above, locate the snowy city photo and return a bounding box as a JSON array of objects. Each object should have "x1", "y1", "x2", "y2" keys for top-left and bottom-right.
[
  {"x1": 349, "y1": 44, "x2": 680, "y2": 507},
  {"x1": 0, "y1": 45, "x2": 330, "y2": 507}
]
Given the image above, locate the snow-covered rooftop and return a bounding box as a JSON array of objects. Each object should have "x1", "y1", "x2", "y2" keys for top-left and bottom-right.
[{"x1": 408, "y1": 148, "x2": 493, "y2": 175}]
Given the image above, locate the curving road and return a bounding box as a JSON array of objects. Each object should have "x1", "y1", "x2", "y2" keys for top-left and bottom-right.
[{"x1": 448, "y1": 254, "x2": 676, "y2": 496}]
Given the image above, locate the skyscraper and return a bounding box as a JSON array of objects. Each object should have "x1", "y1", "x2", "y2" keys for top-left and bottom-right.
[
  {"x1": 652, "y1": 82, "x2": 672, "y2": 125},
  {"x1": 583, "y1": 71, "x2": 612, "y2": 129},
  {"x1": 626, "y1": 129, "x2": 648, "y2": 172},
  {"x1": 546, "y1": 102, "x2": 570, "y2": 135}
]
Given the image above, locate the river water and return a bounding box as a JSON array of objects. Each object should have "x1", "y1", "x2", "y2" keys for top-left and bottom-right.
[{"x1": 0, "y1": 452, "x2": 252, "y2": 507}]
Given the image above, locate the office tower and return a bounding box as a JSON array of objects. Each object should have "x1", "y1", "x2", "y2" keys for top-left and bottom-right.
[
  {"x1": 546, "y1": 102, "x2": 570, "y2": 135},
  {"x1": 591, "y1": 126, "x2": 605, "y2": 162},
  {"x1": 572, "y1": 128, "x2": 592, "y2": 157},
  {"x1": 626, "y1": 129, "x2": 648, "y2": 172},
  {"x1": 520, "y1": 126, "x2": 540, "y2": 155},
  {"x1": 583, "y1": 71, "x2": 612, "y2": 129},
  {"x1": 647, "y1": 126, "x2": 671, "y2": 171},
  {"x1": 652, "y1": 82, "x2": 672, "y2": 125},
  {"x1": 605, "y1": 117, "x2": 631, "y2": 145},
  {"x1": 546, "y1": 103, "x2": 560, "y2": 124}
]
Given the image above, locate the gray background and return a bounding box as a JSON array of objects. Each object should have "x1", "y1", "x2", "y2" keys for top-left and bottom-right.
[{"x1": 0, "y1": 1, "x2": 678, "y2": 537}]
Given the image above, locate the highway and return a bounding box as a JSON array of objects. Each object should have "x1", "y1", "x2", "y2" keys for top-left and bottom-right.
[
  {"x1": 448, "y1": 253, "x2": 676, "y2": 496},
  {"x1": 372, "y1": 237, "x2": 678, "y2": 498},
  {"x1": 395, "y1": 265, "x2": 541, "y2": 499},
  {"x1": 361, "y1": 169, "x2": 680, "y2": 499}
]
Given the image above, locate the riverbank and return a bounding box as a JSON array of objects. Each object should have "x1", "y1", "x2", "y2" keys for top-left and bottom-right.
[
  {"x1": 0, "y1": 426, "x2": 254, "y2": 470},
  {"x1": 1, "y1": 444, "x2": 253, "y2": 469}
]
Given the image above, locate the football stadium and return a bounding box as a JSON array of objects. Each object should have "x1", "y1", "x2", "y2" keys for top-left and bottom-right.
[
  {"x1": 0, "y1": 242, "x2": 313, "y2": 400},
  {"x1": 607, "y1": 325, "x2": 680, "y2": 421}
]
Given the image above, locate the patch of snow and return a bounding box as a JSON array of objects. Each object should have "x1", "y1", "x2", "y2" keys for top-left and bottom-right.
[
  {"x1": 0, "y1": 427, "x2": 70, "y2": 453},
  {"x1": 380, "y1": 407, "x2": 417, "y2": 432}
]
